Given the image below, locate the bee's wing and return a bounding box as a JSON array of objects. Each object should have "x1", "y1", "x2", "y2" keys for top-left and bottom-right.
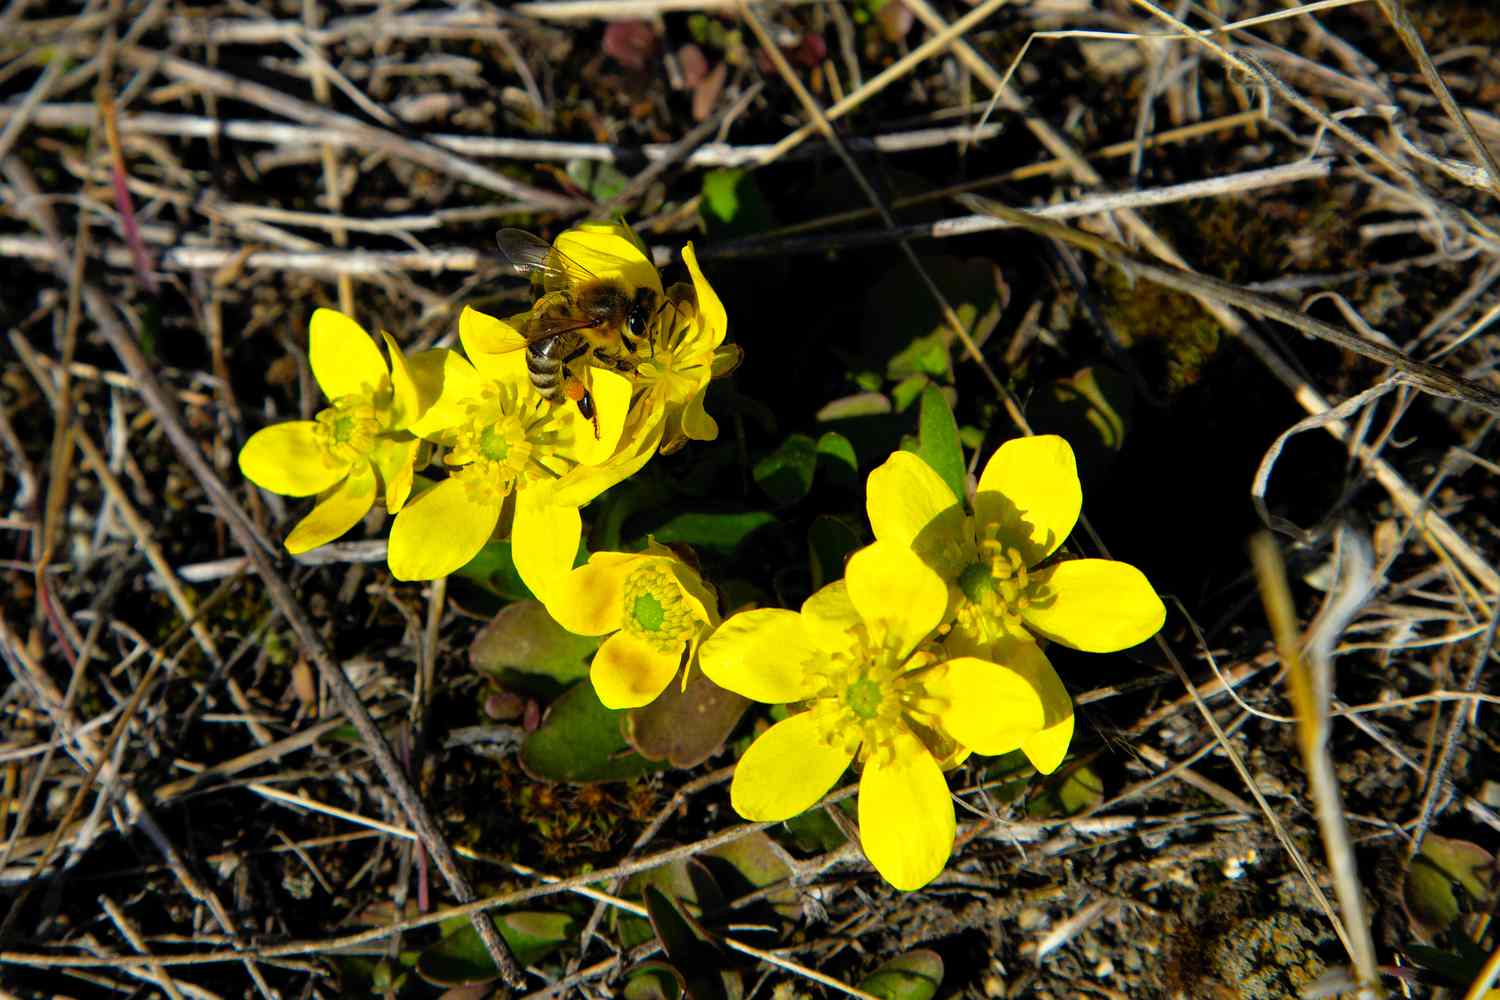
[
  {"x1": 496, "y1": 228, "x2": 600, "y2": 295},
  {"x1": 523, "y1": 308, "x2": 604, "y2": 341}
]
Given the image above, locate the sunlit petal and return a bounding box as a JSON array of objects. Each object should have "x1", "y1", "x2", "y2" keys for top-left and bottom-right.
[
  {"x1": 926, "y1": 656, "x2": 1045, "y2": 757},
  {"x1": 844, "y1": 543, "x2": 947, "y2": 658},
  {"x1": 800, "y1": 581, "x2": 860, "y2": 653},
  {"x1": 387, "y1": 476, "x2": 502, "y2": 580},
  {"x1": 867, "y1": 450, "x2": 962, "y2": 549},
  {"x1": 699, "y1": 609, "x2": 823, "y2": 704},
  {"x1": 997, "y1": 638, "x2": 1074, "y2": 775},
  {"x1": 681, "y1": 242, "x2": 726, "y2": 349},
  {"x1": 370, "y1": 436, "x2": 419, "y2": 512},
  {"x1": 406, "y1": 351, "x2": 484, "y2": 440},
  {"x1": 239, "y1": 422, "x2": 348, "y2": 496},
  {"x1": 309, "y1": 309, "x2": 387, "y2": 400},
  {"x1": 730, "y1": 712, "x2": 852, "y2": 821},
  {"x1": 284, "y1": 460, "x2": 377, "y2": 554},
  {"x1": 512, "y1": 495, "x2": 582, "y2": 603},
  {"x1": 974, "y1": 435, "x2": 1081, "y2": 566},
  {"x1": 459, "y1": 305, "x2": 529, "y2": 356},
  {"x1": 555, "y1": 224, "x2": 662, "y2": 296},
  {"x1": 382, "y1": 332, "x2": 420, "y2": 430},
  {"x1": 590, "y1": 630, "x2": 683, "y2": 709},
  {"x1": 858, "y1": 736, "x2": 955, "y2": 891},
  {"x1": 572, "y1": 367, "x2": 632, "y2": 466},
  {"x1": 1022, "y1": 559, "x2": 1165, "y2": 653},
  {"x1": 545, "y1": 552, "x2": 639, "y2": 636}
]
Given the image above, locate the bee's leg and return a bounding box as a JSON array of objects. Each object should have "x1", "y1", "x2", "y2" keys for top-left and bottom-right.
[{"x1": 563, "y1": 381, "x2": 601, "y2": 439}]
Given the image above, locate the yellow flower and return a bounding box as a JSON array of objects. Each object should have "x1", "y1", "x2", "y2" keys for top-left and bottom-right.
[
  {"x1": 238, "y1": 309, "x2": 430, "y2": 554},
  {"x1": 386, "y1": 308, "x2": 634, "y2": 587},
  {"x1": 632, "y1": 243, "x2": 741, "y2": 455},
  {"x1": 866, "y1": 435, "x2": 1166, "y2": 774},
  {"x1": 545, "y1": 544, "x2": 719, "y2": 709},
  {"x1": 699, "y1": 543, "x2": 1048, "y2": 891}
]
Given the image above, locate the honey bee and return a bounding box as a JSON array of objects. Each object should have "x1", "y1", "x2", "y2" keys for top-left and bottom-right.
[{"x1": 495, "y1": 228, "x2": 658, "y2": 437}]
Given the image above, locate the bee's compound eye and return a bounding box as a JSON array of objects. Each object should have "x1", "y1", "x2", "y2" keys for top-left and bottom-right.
[
  {"x1": 628, "y1": 310, "x2": 647, "y2": 339},
  {"x1": 577, "y1": 392, "x2": 596, "y2": 421}
]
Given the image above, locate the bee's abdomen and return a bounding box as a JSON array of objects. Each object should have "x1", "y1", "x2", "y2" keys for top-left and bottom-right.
[{"x1": 526, "y1": 334, "x2": 571, "y2": 400}]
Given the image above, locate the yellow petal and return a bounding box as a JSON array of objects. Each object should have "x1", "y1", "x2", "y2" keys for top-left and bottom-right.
[
  {"x1": 387, "y1": 476, "x2": 502, "y2": 580},
  {"x1": 404, "y1": 348, "x2": 452, "y2": 425},
  {"x1": 699, "y1": 609, "x2": 823, "y2": 704},
  {"x1": 370, "y1": 436, "x2": 419, "y2": 512},
  {"x1": 406, "y1": 351, "x2": 484, "y2": 440},
  {"x1": 590, "y1": 630, "x2": 683, "y2": 709},
  {"x1": 866, "y1": 450, "x2": 973, "y2": 580},
  {"x1": 926, "y1": 655, "x2": 1045, "y2": 757},
  {"x1": 548, "y1": 412, "x2": 664, "y2": 510},
  {"x1": 975, "y1": 435, "x2": 1081, "y2": 567},
  {"x1": 309, "y1": 309, "x2": 387, "y2": 400},
  {"x1": 382, "y1": 332, "x2": 420, "y2": 430},
  {"x1": 511, "y1": 494, "x2": 581, "y2": 603},
  {"x1": 1022, "y1": 558, "x2": 1165, "y2": 653},
  {"x1": 679, "y1": 388, "x2": 718, "y2": 443},
  {"x1": 799, "y1": 581, "x2": 860, "y2": 653},
  {"x1": 239, "y1": 422, "x2": 348, "y2": 496},
  {"x1": 554, "y1": 225, "x2": 662, "y2": 296},
  {"x1": 467, "y1": 340, "x2": 531, "y2": 388},
  {"x1": 998, "y1": 638, "x2": 1074, "y2": 775},
  {"x1": 857, "y1": 734, "x2": 955, "y2": 891},
  {"x1": 459, "y1": 305, "x2": 528, "y2": 356},
  {"x1": 665, "y1": 558, "x2": 718, "y2": 629},
  {"x1": 572, "y1": 367, "x2": 632, "y2": 466},
  {"x1": 844, "y1": 543, "x2": 947, "y2": 658},
  {"x1": 681, "y1": 242, "x2": 726, "y2": 348},
  {"x1": 284, "y1": 460, "x2": 376, "y2": 554},
  {"x1": 545, "y1": 552, "x2": 640, "y2": 636},
  {"x1": 730, "y1": 711, "x2": 852, "y2": 821}
]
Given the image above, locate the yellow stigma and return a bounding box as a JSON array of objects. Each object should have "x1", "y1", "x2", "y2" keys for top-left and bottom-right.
[
  {"x1": 313, "y1": 395, "x2": 380, "y2": 462},
  {"x1": 443, "y1": 381, "x2": 575, "y2": 503},
  {"x1": 800, "y1": 625, "x2": 944, "y2": 767},
  {"x1": 620, "y1": 562, "x2": 703, "y2": 652},
  {"x1": 953, "y1": 521, "x2": 1046, "y2": 644}
]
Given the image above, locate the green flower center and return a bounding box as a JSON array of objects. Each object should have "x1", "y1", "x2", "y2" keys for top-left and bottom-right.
[
  {"x1": 845, "y1": 675, "x2": 883, "y2": 720},
  {"x1": 314, "y1": 395, "x2": 380, "y2": 462},
  {"x1": 953, "y1": 521, "x2": 1044, "y2": 646},
  {"x1": 801, "y1": 625, "x2": 950, "y2": 768},
  {"x1": 632, "y1": 592, "x2": 665, "y2": 632},
  {"x1": 443, "y1": 382, "x2": 570, "y2": 505},
  {"x1": 621, "y1": 562, "x2": 704, "y2": 652}
]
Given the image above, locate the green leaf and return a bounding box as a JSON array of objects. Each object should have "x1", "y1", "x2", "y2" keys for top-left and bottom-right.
[
  {"x1": 643, "y1": 887, "x2": 742, "y2": 1000},
  {"x1": 700, "y1": 169, "x2": 773, "y2": 238},
  {"x1": 521, "y1": 682, "x2": 668, "y2": 783},
  {"x1": 1403, "y1": 944, "x2": 1486, "y2": 989},
  {"x1": 815, "y1": 392, "x2": 892, "y2": 422},
  {"x1": 814, "y1": 431, "x2": 858, "y2": 493},
  {"x1": 469, "y1": 600, "x2": 599, "y2": 692},
  {"x1": 858, "y1": 950, "x2": 944, "y2": 1000},
  {"x1": 889, "y1": 373, "x2": 929, "y2": 413},
  {"x1": 752, "y1": 434, "x2": 818, "y2": 506},
  {"x1": 625, "y1": 667, "x2": 750, "y2": 768},
  {"x1": 624, "y1": 962, "x2": 685, "y2": 1000},
  {"x1": 1403, "y1": 835, "x2": 1495, "y2": 938},
  {"x1": 416, "y1": 911, "x2": 576, "y2": 986},
  {"x1": 651, "y1": 511, "x2": 776, "y2": 554},
  {"x1": 808, "y1": 516, "x2": 861, "y2": 591},
  {"x1": 912, "y1": 386, "x2": 965, "y2": 504},
  {"x1": 567, "y1": 159, "x2": 629, "y2": 201},
  {"x1": 1027, "y1": 762, "x2": 1103, "y2": 818}
]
